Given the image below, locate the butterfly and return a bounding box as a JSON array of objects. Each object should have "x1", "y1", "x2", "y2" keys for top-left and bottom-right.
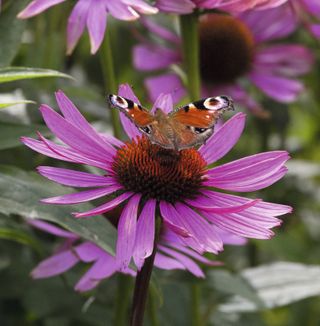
[{"x1": 109, "y1": 94, "x2": 234, "y2": 151}]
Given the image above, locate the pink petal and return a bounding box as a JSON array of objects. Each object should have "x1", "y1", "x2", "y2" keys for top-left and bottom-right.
[
  {"x1": 133, "y1": 44, "x2": 179, "y2": 71},
  {"x1": 310, "y1": 24, "x2": 320, "y2": 38},
  {"x1": 40, "y1": 105, "x2": 115, "y2": 162},
  {"x1": 106, "y1": 0, "x2": 139, "y2": 20},
  {"x1": 67, "y1": 0, "x2": 90, "y2": 54},
  {"x1": 37, "y1": 166, "x2": 115, "y2": 187},
  {"x1": 133, "y1": 199, "x2": 156, "y2": 270},
  {"x1": 27, "y1": 219, "x2": 78, "y2": 239},
  {"x1": 73, "y1": 192, "x2": 133, "y2": 218},
  {"x1": 155, "y1": 0, "x2": 196, "y2": 13},
  {"x1": 199, "y1": 112, "x2": 246, "y2": 165},
  {"x1": 154, "y1": 253, "x2": 186, "y2": 270},
  {"x1": 74, "y1": 242, "x2": 107, "y2": 262},
  {"x1": 151, "y1": 93, "x2": 173, "y2": 115},
  {"x1": 31, "y1": 250, "x2": 79, "y2": 278},
  {"x1": 116, "y1": 194, "x2": 141, "y2": 270},
  {"x1": 41, "y1": 185, "x2": 121, "y2": 205},
  {"x1": 17, "y1": 0, "x2": 66, "y2": 18},
  {"x1": 122, "y1": 0, "x2": 158, "y2": 14},
  {"x1": 145, "y1": 73, "x2": 186, "y2": 104},
  {"x1": 86, "y1": 1, "x2": 107, "y2": 54}
]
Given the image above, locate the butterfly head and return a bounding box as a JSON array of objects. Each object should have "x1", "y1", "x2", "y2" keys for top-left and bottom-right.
[
  {"x1": 203, "y1": 95, "x2": 234, "y2": 112},
  {"x1": 109, "y1": 94, "x2": 130, "y2": 109}
]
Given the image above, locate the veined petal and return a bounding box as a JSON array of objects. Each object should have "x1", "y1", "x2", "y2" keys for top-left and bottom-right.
[
  {"x1": 133, "y1": 199, "x2": 156, "y2": 270},
  {"x1": 67, "y1": 0, "x2": 90, "y2": 54},
  {"x1": 199, "y1": 112, "x2": 246, "y2": 164},
  {"x1": 37, "y1": 166, "x2": 114, "y2": 187},
  {"x1": 86, "y1": 1, "x2": 107, "y2": 54},
  {"x1": 151, "y1": 93, "x2": 173, "y2": 115},
  {"x1": 158, "y1": 245, "x2": 205, "y2": 277},
  {"x1": 74, "y1": 192, "x2": 133, "y2": 218},
  {"x1": 155, "y1": 0, "x2": 196, "y2": 14},
  {"x1": 40, "y1": 105, "x2": 115, "y2": 162},
  {"x1": 17, "y1": 0, "x2": 66, "y2": 18},
  {"x1": 133, "y1": 44, "x2": 180, "y2": 71},
  {"x1": 116, "y1": 194, "x2": 141, "y2": 270},
  {"x1": 74, "y1": 242, "x2": 107, "y2": 262},
  {"x1": 41, "y1": 185, "x2": 121, "y2": 205},
  {"x1": 106, "y1": 0, "x2": 139, "y2": 20},
  {"x1": 27, "y1": 219, "x2": 78, "y2": 239},
  {"x1": 154, "y1": 253, "x2": 186, "y2": 270},
  {"x1": 122, "y1": 0, "x2": 158, "y2": 14},
  {"x1": 31, "y1": 250, "x2": 79, "y2": 278}
]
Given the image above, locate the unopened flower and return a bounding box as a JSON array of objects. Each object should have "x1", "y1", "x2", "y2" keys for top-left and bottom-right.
[
  {"x1": 22, "y1": 86, "x2": 291, "y2": 272},
  {"x1": 17, "y1": 0, "x2": 158, "y2": 54},
  {"x1": 134, "y1": 5, "x2": 314, "y2": 115},
  {"x1": 155, "y1": 0, "x2": 289, "y2": 14}
]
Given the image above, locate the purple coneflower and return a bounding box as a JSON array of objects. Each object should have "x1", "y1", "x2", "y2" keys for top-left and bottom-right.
[
  {"x1": 28, "y1": 219, "x2": 242, "y2": 291},
  {"x1": 134, "y1": 5, "x2": 314, "y2": 115},
  {"x1": 22, "y1": 85, "x2": 292, "y2": 272},
  {"x1": 17, "y1": 0, "x2": 158, "y2": 54},
  {"x1": 155, "y1": 0, "x2": 289, "y2": 14}
]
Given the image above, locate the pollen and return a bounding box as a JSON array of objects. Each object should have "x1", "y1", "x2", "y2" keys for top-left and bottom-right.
[
  {"x1": 112, "y1": 136, "x2": 207, "y2": 203},
  {"x1": 199, "y1": 13, "x2": 255, "y2": 85}
]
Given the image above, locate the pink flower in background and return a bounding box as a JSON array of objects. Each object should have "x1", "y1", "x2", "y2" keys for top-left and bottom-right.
[
  {"x1": 22, "y1": 86, "x2": 291, "y2": 272},
  {"x1": 134, "y1": 5, "x2": 314, "y2": 115},
  {"x1": 17, "y1": 0, "x2": 158, "y2": 54},
  {"x1": 290, "y1": 0, "x2": 320, "y2": 38},
  {"x1": 28, "y1": 219, "x2": 234, "y2": 291},
  {"x1": 155, "y1": 0, "x2": 289, "y2": 14}
]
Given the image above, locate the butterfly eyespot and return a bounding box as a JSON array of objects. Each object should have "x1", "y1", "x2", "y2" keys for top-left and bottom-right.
[
  {"x1": 139, "y1": 126, "x2": 152, "y2": 135},
  {"x1": 194, "y1": 127, "x2": 208, "y2": 134}
]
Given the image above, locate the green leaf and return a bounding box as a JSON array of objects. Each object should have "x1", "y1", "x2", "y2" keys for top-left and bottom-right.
[
  {"x1": 0, "y1": 67, "x2": 72, "y2": 83},
  {"x1": 218, "y1": 262, "x2": 320, "y2": 313},
  {"x1": 0, "y1": 122, "x2": 49, "y2": 150},
  {"x1": 0, "y1": 1, "x2": 27, "y2": 66},
  {"x1": 0, "y1": 100, "x2": 36, "y2": 108},
  {"x1": 0, "y1": 166, "x2": 117, "y2": 254}
]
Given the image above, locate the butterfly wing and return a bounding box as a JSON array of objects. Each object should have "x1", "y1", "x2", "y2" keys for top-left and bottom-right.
[
  {"x1": 109, "y1": 94, "x2": 154, "y2": 127},
  {"x1": 169, "y1": 96, "x2": 234, "y2": 150}
]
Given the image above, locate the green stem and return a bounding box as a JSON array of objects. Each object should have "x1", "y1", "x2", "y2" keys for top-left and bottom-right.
[
  {"x1": 99, "y1": 30, "x2": 122, "y2": 139},
  {"x1": 130, "y1": 216, "x2": 162, "y2": 326},
  {"x1": 191, "y1": 283, "x2": 203, "y2": 326},
  {"x1": 180, "y1": 12, "x2": 203, "y2": 326},
  {"x1": 179, "y1": 13, "x2": 201, "y2": 100},
  {"x1": 114, "y1": 274, "x2": 132, "y2": 326},
  {"x1": 148, "y1": 284, "x2": 160, "y2": 326}
]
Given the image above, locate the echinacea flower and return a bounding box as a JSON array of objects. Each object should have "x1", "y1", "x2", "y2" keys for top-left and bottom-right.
[
  {"x1": 22, "y1": 85, "x2": 292, "y2": 272},
  {"x1": 28, "y1": 219, "x2": 241, "y2": 291},
  {"x1": 134, "y1": 5, "x2": 314, "y2": 115},
  {"x1": 17, "y1": 0, "x2": 158, "y2": 54},
  {"x1": 289, "y1": 0, "x2": 320, "y2": 38},
  {"x1": 155, "y1": 0, "x2": 289, "y2": 14}
]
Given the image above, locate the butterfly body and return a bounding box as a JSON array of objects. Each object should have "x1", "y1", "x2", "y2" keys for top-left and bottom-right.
[{"x1": 109, "y1": 94, "x2": 234, "y2": 151}]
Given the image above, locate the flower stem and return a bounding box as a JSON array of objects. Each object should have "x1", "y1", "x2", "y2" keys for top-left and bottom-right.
[
  {"x1": 99, "y1": 29, "x2": 122, "y2": 139},
  {"x1": 180, "y1": 12, "x2": 203, "y2": 326},
  {"x1": 114, "y1": 274, "x2": 132, "y2": 326},
  {"x1": 130, "y1": 215, "x2": 162, "y2": 326},
  {"x1": 179, "y1": 13, "x2": 201, "y2": 100}
]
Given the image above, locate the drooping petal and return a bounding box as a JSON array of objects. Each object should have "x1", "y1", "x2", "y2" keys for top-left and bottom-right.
[
  {"x1": 40, "y1": 105, "x2": 115, "y2": 162},
  {"x1": 116, "y1": 194, "x2": 141, "y2": 270},
  {"x1": 133, "y1": 199, "x2": 156, "y2": 270},
  {"x1": 133, "y1": 44, "x2": 180, "y2": 71},
  {"x1": 117, "y1": 84, "x2": 142, "y2": 139},
  {"x1": 154, "y1": 253, "x2": 186, "y2": 270},
  {"x1": 27, "y1": 219, "x2": 78, "y2": 239},
  {"x1": 37, "y1": 166, "x2": 115, "y2": 187},
  {"x1": 205, "y1": 151, "x2": 289, "y2": 191},
  {"x1": 155, "y1": 0, "x2": 196, "y2": 14},
  {"x1": 73, "y1": 192, "x2": 133, "y2": 218},
  {"x1": 31, "y1": 250, "x2": 79, "y2": 278},
  {"x1": 106, "y1": 0, "x2": 139, "y2": 20},
  {"x1": 122, "y1": 0, "x2": 158, "y2": 14},
  {"x1": 41, "y1": 185, "x2": 121, "y2": 205},
  {"x1": 145, "y1": 73, "x2": 186, "y2": 103},
  {"x1": 17, "y1": 0, "x2": 66, "y2": 18},
  {"x1": 74, "y1": 242, "x2": 107, "y2": 262},
  {"x1": 151, "y1": 93, "x2": 173, "y2": 115},
  {"x1": 86, "y1": 0, "x2": 107, "y2": 54},
  {"x1": 66, "y1": 0, "x2": 90, "y2": 54},
  {"x1": 199, "y1": 112, "x2": 246, "y2": 165}
]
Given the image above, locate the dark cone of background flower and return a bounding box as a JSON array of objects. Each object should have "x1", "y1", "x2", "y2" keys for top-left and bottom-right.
[{"x1": 199, "y1": 14, "x2": 255, "y2": 85}]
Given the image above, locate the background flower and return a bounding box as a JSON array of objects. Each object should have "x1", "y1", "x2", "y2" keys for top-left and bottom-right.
[
  {"x1": 22, "y1": 86, "x2": 292, "y2": 273},
  {"x1": 134, "y1": 5, "x2": 314, "y2": 115},
  {"x1": 18, "y1": 0, "x2": 158, "y2": 54}
]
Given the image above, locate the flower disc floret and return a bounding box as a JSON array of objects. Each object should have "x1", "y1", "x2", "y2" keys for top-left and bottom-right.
[{"x1": 113, "y1": 136, "x2": 206, "y2": 203}]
